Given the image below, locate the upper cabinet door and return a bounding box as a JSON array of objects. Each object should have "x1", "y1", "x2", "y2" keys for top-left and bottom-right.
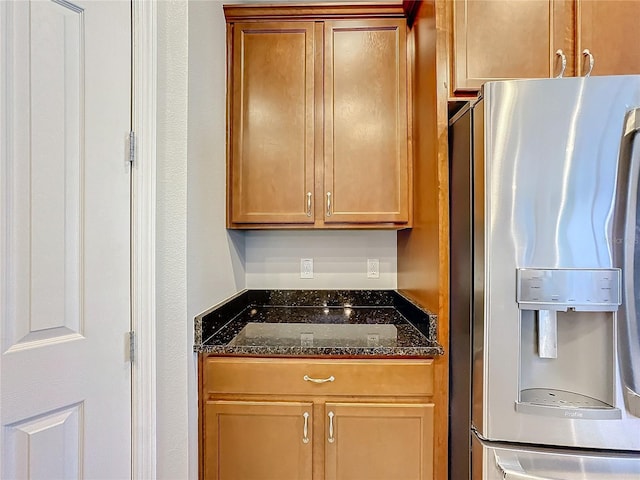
[
  {"x1": 228, "y1": 22, "x2": 316, "y2": 225},
  {"x1": 452, "y1": 0, "x2": 574, "y2": 94},
  {"x1": 323, "y1": 19, "x2": 410, "y2": 224},
  {"x1": 576, "y1": 0, "x2": 640, "y2": 76}
]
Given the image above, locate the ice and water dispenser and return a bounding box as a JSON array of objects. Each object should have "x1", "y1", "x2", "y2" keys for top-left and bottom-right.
[{"x1": 516, "y1": 268, "x2": 622, "y2": 419}]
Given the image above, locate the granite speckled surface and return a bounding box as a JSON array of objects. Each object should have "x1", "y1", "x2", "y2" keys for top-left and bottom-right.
[{"x1": 194, "y1": 290, "x2": 443, "y2": 357}]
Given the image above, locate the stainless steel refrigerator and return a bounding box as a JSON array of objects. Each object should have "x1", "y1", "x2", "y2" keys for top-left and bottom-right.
[{"x1": 449, "y1": 76, "x2": 640, "y2": 479}]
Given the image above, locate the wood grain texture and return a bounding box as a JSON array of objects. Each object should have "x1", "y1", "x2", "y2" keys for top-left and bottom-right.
[
  {"x1": 452, "y1": 0, "x2": 574, "y2": 93},
  {"x1": 323, "y1": 19, "x2": 410, "y2": 224},
  {"x1": 576, "y1": 0, "x2": 640, "y2": 76},
  {"x1": 200, "y1": 355, "x2": 437, "y2": 479},
  {"x1": 203, "y1": 357, "x2": 434, "y2": 397},
  {"x1": 204, "y1": 400, "x2": 314, "y2": 480},
  {"x1": 324, "y1": 402, "x2": 435, "y2": 480},
  {"x1": 397, "y1": 1, "x2": 451, "y2": 479},
  {"x1": 223, "y1": 2, "x2": 406, "y2": 21},
  {"x1": 228, "y1": 22, "x2": 316, "y2": 225},
  {"x1": 397, "y1": 0, "x2": 441, "y2": 315},
  {"x1": 226, "y1": 5, "x2": 412, "y2": 229}
]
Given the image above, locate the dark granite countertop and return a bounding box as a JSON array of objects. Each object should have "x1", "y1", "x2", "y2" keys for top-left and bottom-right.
[{"x1": 194, "y1": 290, "x2": 443, "y2": 357}]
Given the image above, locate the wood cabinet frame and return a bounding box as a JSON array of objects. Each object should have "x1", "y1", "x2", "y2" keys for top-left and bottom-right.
[
  {"x1": 199, "y1": 356, "x2": 437, "y2": 480},
  {"x1": 224, "y1": 2, "x2": 413, "y2": 229},
  {"x1": 448, "y1": 0, "x2": 640, "y2": 97}
]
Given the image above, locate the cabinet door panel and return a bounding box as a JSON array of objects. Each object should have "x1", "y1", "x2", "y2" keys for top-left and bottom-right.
[
  {"x1": 323, "y1": 19, "x2": 409, "y2": 224},
  {"x1": 577, "y1": 1, "x2": 640, "y2": 76},
  {"x1": 324, "y1": 402, "x2": 434, "y2": 480},
  {"x1": 453, "y1": 0, "x2": 574, "y2": 93},
  {"x1": 229, "y1": 22, "x2": 315, "y2": 224},
  {"x1": 204, "y1": 400, "x2": 313, "y2": 480}
]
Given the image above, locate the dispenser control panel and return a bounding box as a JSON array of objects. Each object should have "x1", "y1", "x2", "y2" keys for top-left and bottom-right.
[{"x1": 516, "y1": 268, "x2": 621, "y2": 311}]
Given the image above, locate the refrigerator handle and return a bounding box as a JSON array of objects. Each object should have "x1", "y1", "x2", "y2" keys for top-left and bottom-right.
[
  {"x1": 494, "y1": 452, "x2": 561, "y2": 480},
  {"x1": 613, "y1": 107, "x2": 640, "y2": 417}
]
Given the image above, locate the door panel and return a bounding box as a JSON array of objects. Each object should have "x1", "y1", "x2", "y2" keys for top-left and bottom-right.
[
  {"x1": 1, "y1": 1, "x2": 132, "y2": 477},
  {"x1": 577, "y1": 1, "x2": 640, "y2": 76},
  {"x1": 323, "y1": 19, "x2": 409, "y2": 224},
  {"x1": 205, "y1": 400, "x2": 314, "y2": 480},
  {"x1": 324, "y1": 402, "x2": 434, "y2": 480},
  {"x1": 5, "y1": 0, "x2": 84, "y2": 348},
  {"x1": 229, "y1": 22, "x2": 316, "y2": 225},
  {"x1": 452, "y1": 0, "x2": 575, "y2": 92},
  {"x1": 4, "y1": 404, "x2": 82, "y2": 479}
]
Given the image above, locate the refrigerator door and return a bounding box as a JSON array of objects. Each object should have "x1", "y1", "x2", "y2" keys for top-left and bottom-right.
[
  {"x1": 477, "y1": 75, "x2": 640, "y2": 450},
  {"x1": 613, "y1": 107, "x2": 640, "y2": 418},
  {"x1": 474, "y1": 434, "x2": 640, "y2": 480}
]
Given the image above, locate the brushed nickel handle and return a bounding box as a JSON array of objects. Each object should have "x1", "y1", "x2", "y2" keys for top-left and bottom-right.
[
  {"x1": 327, "y1": 411, "x2": 335, "y2": 443},
  {"x1": 306, "y1": 192, "x2": 312, "y2": 217},
  {"x1": 303, "y1": 374, "x2": 335, "y2": 384},
  {"x1": 583, "y1": 49, "x2": 594, "y2": 77},
  {"x1": 555, "y1": 49, "x2": 566, "y2": 78},
  {"x1": 302, "y1": 412, "x2": 310, "y2": 444},
  {"x1": 326, "y1": 192, "x2": 332, "y2": 217}
]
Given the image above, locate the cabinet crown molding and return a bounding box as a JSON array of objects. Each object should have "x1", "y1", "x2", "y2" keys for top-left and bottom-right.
[{"x1": 223, "y1": 2, "x2": 408, "y2": 22}]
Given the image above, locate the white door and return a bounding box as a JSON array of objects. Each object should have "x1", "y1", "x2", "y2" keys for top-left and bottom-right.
[{"x1": 1, "y1": 1, "x2": 132, "y2": 478}]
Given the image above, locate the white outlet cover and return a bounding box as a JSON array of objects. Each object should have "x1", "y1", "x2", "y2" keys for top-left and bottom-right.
[
  {"x1": 300, "y1": 258, "x2": 314, "y2": 279},
  {"x1": 367, "y1": 259, "x2": 380, "y2": 279}
]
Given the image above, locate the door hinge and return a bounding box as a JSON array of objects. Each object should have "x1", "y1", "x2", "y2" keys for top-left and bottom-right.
[
  {"x1": 129, "y1": 331, "x2": 135, "y2": 363},
  {"x1": 128, "y1": 131, "x2": 136, "y2": 165}
]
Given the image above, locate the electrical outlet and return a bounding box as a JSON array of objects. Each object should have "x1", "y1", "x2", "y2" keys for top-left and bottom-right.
[
  {"x1": 300, "y1": 258, "x2": 313, "y2": 279},
  {"x1": 367, "y1": 258, "x2": 380, "y2": 279}
]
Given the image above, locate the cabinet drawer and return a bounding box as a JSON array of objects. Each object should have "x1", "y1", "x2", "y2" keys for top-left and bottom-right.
[{"x1": 203, "y1": 357, "x2": 434, "y2": 397}]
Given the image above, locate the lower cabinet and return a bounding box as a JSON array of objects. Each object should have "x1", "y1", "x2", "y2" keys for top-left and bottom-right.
[
  {"x1": 324, "y1": 402, "x2": 434, "y2": 480},
  {"x1": 200, "y1": 357, "x2": 436, "y2": 480},
  {"x1": 204, "y1": 401, "x2": 314, "y2": 480}
]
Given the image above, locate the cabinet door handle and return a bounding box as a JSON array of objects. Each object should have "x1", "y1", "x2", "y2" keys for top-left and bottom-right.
[
  {"x1": 306, "y1": 192, "x2": 312, "y2": 217},
  {"x1": 582, "y1": 49, "x2": 594, "y2": 77},
  {"x1": 326, "y1": 192, "x2": 332, "y2": 217},
  {"x1": 303, "y1": 374, "x2": 335, "y2": 384},
  {"x1": 555, "y1": 49, "x2": 566, "y2": 78},
  {"x1": 327, "y1": 411, "x2": 335, "y2": 443},
  {"x1": 302, "y1": 412, "x2": 310, "y2": 444}
]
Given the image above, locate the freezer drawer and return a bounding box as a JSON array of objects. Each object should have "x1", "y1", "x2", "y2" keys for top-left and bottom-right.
[{"x1": 473, "y1": 433, "x2": 640, "y2": 480}]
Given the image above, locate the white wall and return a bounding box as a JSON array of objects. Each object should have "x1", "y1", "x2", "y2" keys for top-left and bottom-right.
[
  {"x1": 188, "y1": 1, "x2": 245, "y2": 313},
  {"x1": 246, "y1": 230, "x2": 397, "y2": 289},
  {"x1": 157, "y1": 0, "x2": 398, "y2": 477},
  {"x1": 156, "y1": 1, "x2": 191, "y2": 479},
  {"x1": 187, "y1": 0, "x2": 246, "y2": 477}
]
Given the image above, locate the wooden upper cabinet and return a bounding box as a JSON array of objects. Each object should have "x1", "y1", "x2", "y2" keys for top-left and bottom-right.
[
  {"x1": 225, "y1": 4, "x2": 411, "y2": 229},
  {"x1": 577, "y1": 0, "x2": 640, "y2": 76},
  {"x1": 228, "y1": 22, "x2": 316, "y2": 224},
  {"x1": 324, "y1": 19, "x2": 409, "y2": 224},
  {"x1": 451, "y1": 0, "x2": 640, "y2": 95},
  {"x1": 452, "y1": 0, "x2": 574, "y2": 94}
]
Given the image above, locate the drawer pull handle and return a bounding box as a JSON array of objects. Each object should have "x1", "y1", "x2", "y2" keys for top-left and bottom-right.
[
  {"x1": 582, "y1": 48, "x2": 594, "y2": 77},
  {"x1": 306, "y1": 192, "x2": 312, "y2": 217},
  {"x1": 326, "y1": 192, "x2": 332, "y2": 217},
  {"x1": 302, "y1": 412, "x2": 310, "y2": 444},
  {"x1": 303, "y1": 374, "x2": 335, "y2": 384},
  {"x1": 555, "y1": 49, "x2": 566, "y2": 78},
  {"x1": 328, "y1": 411, "x2": 335, "y2": 443}
]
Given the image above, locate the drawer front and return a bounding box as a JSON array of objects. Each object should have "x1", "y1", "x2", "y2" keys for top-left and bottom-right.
[{"x1": 203, "y1": 357, "x2": 434, "y2": 397}]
